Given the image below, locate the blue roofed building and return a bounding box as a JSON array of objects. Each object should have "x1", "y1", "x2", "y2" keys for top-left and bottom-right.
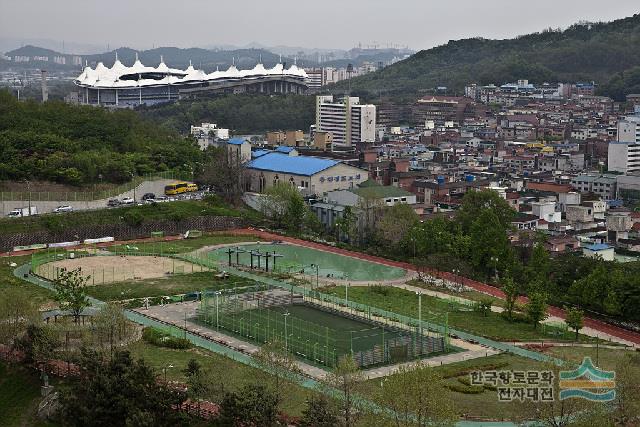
[
  {"x1": 582, "y1": 243, "x2": 615, "y2": 261},
  {"x1": 245, "y1": 152, "x2": 367, "y2": 195}
]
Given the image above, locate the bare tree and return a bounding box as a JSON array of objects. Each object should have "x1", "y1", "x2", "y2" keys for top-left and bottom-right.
[
  {"x1": 324, "y1": 356, "x2": 367, "y2": 427},
  {"x1": 200, "y1": 147, "x2": 246, "y2": 203}
]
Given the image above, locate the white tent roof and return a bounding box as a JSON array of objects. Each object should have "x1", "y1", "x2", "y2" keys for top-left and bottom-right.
[{"x1": 74, "y1": 59, "x2": 307, "y2": 88}]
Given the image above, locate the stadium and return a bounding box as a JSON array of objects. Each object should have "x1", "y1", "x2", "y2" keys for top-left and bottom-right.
[{"x1": 73, "y1": 54, "x2": 309, "y2": 107}]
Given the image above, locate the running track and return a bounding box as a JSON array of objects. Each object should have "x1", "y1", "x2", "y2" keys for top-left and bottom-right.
[{"x1": 230, "y1": 228, "x2": 640, "y2": 346}]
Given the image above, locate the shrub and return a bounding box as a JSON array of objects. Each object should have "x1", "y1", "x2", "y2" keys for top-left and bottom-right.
[
  {"x1": 370, "y1": 285, "x2": 390, "y2": 296},
  {"x1": 142, "y1": 327, "x2": 191, "y2": 349},
  {"x1": 445, "y1": 382, "x2": 485, "y2": 394},
  {"x1": 123, "y1": 209, "x2": 145, "y2": 227}
]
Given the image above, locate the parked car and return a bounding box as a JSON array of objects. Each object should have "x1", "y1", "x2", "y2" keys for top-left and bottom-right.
[
  {"x1": 107, "y1": 199, "x2": 120, "y2": 207},
  {"x1": 142, "y1": 192, "x2": 155, "y2": 201},
  {"x1": 121, "y1": 197, "x2": 135, "y2": 205},
  {"x1": 53, "y1": 205, "x2": 73, "y2": 213},
  {"x1": 154, "y1": 196, "x2": 169, "y2": 203},
  {"x1": 7, "y1": 207, "x2": 38, "y2": 217}
]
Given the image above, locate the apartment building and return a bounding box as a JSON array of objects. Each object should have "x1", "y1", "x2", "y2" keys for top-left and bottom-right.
[{"x1": 316, "y1": 95, "x2": 376, "y2": 148}]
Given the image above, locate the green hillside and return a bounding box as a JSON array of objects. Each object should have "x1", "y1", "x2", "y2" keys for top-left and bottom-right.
[
  {"x1": 0, "y1": 90, "x2": 201, "y2": 185},
  {"x1": 334, "y1": 14, "x2": 640, "y2": 101}
]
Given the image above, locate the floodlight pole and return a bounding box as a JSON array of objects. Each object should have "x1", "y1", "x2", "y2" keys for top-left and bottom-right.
[
  {"x1": 310, "y1": 263, "x2": 319, "y2": 290},
  {"x1": 283, "y1": 312, "x2": 291, "y2": 351},
  {"x1": 215, "y1": 291, "x2": 221, "y2": 329},
  {"x1": 417, "y1": 291, "x2": 422, "y2": 340}
]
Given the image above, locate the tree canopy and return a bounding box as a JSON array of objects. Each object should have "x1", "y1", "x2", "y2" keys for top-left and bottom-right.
[{"x1": 0, "y1": 90, "x2": 201, "y2": 185}]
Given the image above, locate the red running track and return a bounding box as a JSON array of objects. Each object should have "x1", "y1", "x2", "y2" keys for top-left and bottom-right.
[{"x1": 231, "y1": 228, "x2": 640, "y2": 346}]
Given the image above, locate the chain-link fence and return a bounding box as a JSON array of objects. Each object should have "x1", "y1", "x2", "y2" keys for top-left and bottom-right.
[{"x1": 1, "y1": 170, "x2": 191, "y2": 202}]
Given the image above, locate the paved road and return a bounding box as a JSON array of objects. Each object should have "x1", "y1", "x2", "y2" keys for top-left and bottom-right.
[
  {"x1": 228, "y1": 228, "x2": 640, "y2": 347},
  {"x1": 1, "y1": 179, "x2": 179, "y2": 215}
]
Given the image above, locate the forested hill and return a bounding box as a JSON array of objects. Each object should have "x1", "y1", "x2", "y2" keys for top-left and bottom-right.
[
  {"x1": 0, "y1": 91, "x2": 201, "y2": 185},
  {"x1": 335, "y1": 14, "x2": 640, "y2": 101}
]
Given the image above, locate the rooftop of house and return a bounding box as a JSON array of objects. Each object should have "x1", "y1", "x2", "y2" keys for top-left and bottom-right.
[{"x1": 246, "y1": 152, "x2": 340, "y2": 176}]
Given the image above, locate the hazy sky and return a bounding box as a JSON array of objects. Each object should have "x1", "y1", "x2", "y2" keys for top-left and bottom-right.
[{"x1": 1, "y1": 0, "x2": 639, "y2": 52}]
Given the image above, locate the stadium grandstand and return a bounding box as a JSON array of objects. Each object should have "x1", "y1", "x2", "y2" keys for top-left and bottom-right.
[{"x1": 73, "y1": 53, "x2": 309, "y2": 107}]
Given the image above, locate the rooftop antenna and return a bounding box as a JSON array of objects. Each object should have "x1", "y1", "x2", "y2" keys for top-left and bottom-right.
[{"x1": 279, "y1": 54, "x2": 282, "y2": 63}]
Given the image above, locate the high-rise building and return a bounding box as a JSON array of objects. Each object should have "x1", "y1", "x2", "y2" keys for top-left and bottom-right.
[
  {"x1": 608, "y1": 116, "x2": 640, "y2": 174},
  {"x1": 315, "y1": 95, "x2": 376, "y2": 148}
]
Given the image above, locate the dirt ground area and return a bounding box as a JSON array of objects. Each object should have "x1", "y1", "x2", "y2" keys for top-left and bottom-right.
[{"x1": 37, "y1": 255, "x2": 207, "y2": 285}]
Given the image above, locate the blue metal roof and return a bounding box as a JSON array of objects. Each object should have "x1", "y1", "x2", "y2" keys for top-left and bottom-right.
[
  {"x1": 228, "y1": 137, "x2": 247, "y2": 145},
  {"x1": 251, "y1": 149, "x2": 271, "y2": 158},
  {"x1": 247, "y1": 152, "x2": 339, "y2": 176},
  {"x1": 275, "y1": 146, "x2": 296, "y2": 153},
  {"x1": 585, "y1": 243, "x2": 611, "y2": 251}
]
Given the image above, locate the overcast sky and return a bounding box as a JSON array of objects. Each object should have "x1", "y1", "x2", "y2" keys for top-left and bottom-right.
[{"x1": 1, "y1": 1, "x2": 639, "y2": 52}]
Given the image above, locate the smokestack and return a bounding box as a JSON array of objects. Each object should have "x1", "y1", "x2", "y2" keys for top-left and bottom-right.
[{"x1": 41, "y1": 70, "x2": 48, "y2": 102}]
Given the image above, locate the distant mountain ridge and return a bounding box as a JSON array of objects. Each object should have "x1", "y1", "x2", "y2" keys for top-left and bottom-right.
[{"x1": 334, "y1": 14, "x2": 640, "y2": 101}]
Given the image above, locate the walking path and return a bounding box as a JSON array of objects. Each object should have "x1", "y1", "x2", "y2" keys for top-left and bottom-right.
[{"x1": 227, "y1": 228, "x2": 640, "y2": 347}]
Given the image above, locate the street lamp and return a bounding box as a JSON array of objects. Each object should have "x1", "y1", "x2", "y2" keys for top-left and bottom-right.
[
  {"x1": 163, "y1": 364, "x2": 174, "y2": 382},
  {"x1": 416, "y1": 291, "x2": 422, "y2": 341},
  {"x1": 215, "y1": 291, "x2": 221, "y2": 329},
  {"x1": 344, "y1": 274, "x2": 350, "y2": 310},
  {"x1": 283, "y1": 311, "x2": 291, "y2": 351},
  {"x1": 490, "y1": 256, "x2": 499, "y2": 281},
  {"x1": 309, "y1": 263, "x2": 320, "y2": 290}
]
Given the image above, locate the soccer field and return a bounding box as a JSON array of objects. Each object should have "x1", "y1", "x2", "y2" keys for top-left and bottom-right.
[{"x1": 197, "y1": 286, "x2": 447, "y2": 368}]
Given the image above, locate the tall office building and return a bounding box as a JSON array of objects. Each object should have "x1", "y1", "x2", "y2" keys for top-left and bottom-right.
[
  {"x1": 609, "y1": 116, "x2": 640, "y2": 174},
  {"x1": 315, "y1": 95, "x2": 376, "y2": 148}
]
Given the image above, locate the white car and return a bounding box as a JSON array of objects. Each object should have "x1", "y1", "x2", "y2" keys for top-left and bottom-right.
[
  {"x1": 154, "y1": 196, "x2": 169, "y2": 203},
  {"x1": 53, "y1": 205, "x2": 73, "y2": 213},
  {"x1": 121, "y1": 197, "x2": 135, "y2": 205}
]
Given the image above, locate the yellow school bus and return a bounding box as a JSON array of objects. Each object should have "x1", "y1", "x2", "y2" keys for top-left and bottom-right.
[
  {"x1": 164, "y1": 182, "x2": 189, "y2": 195},
  {"x1": 186, "y1": 183, "x2": 198, "y2": 192}
]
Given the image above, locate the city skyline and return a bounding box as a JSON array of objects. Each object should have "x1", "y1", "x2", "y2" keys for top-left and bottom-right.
[{"x1": 1, "y1": 1, "x2": 639, "y2": 53}]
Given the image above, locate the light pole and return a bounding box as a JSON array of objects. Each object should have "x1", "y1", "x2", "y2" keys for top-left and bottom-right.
[
  {"x1": 283, "y1": 311, "x2": 290, "y2": 351},
  {"x1": 215, "y1": 291, "x2": 221, "y2": 329},
  {"x1": 345, "y1": 275, "x2": 350, "y2": 311},
  {"x1": 163, "y1": 364, "x2": 174, "y2": 382},
  {"x1": 416, "y1": 291, "x2": 422, "y2": 340},
  {"x1": 310, "y1": 263, "x2": 319, "y2": 290},
  {"x1": 490, "y1": 257, "x2": 499, "y2": 281}
]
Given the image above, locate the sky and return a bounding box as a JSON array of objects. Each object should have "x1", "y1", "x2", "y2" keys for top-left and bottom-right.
[{"x1": 1, "y1": 0, "x2": 639, "y2": 53}]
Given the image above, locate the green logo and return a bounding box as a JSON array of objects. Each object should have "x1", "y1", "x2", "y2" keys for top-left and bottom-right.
[{"x1": 559, "y1": 357, "x2": 615, "y2": 401}]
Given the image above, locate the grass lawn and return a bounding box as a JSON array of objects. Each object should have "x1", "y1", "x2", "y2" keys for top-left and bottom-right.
[
  {"x1": 360, "y1": 353, "x2": 549, "y2": 421},
  {"x1": 321, "y1": 285, "x2": 593, "y2": 342},
  {"x1": 0, "y1": 255, "x2": 56, "y2": 309},
  {"x1": 86, "y1": 272, "x2": 257, "y2": 301},
  {"x1": 108, "y1": 233, "x2": 262, "y2": 255},
  {"x1": 0, "y1": 362, "x2": 59, "y2": 427},
  {"x1": 406, "y1": 279, "x2": 506, "y2": 308},
  {"x1": 127, "y1": 340, "x2": 315, "y2": 416},
  {"x1": 544, "y1": 345, "x2": 636, "y2": 371}
]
